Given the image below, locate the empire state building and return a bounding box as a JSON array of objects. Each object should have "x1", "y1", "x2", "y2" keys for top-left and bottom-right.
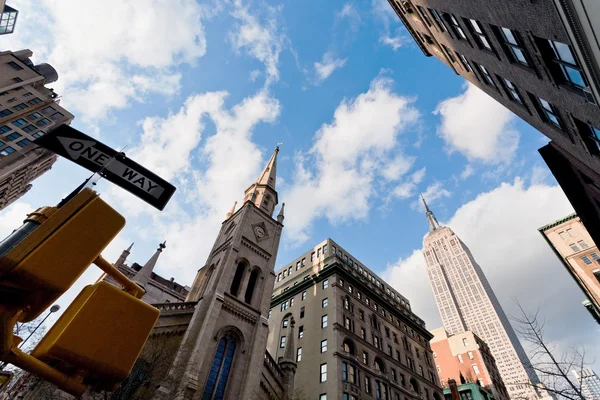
[{"x1": 420, "y1": 196, "x2": 542, "y2": 400}]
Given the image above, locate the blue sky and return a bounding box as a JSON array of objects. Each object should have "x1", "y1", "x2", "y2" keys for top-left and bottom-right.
[{"x1": 2, "y1": 0, "x2": 598, "y2": 370}]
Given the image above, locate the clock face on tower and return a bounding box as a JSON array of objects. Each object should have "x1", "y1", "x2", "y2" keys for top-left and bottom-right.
[{"x1": 252, "y1": 222, "x2": 269, "y2": 242}]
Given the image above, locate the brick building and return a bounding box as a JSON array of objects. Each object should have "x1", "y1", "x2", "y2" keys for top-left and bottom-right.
[
  {"x1": 386, "y1": 0, "x2": 600, "y2": 253},
  {"x1": 430, "y1": 328, "x2": 508, "y2": 400},
  {"x1": 267, "y1": 238, "x2": 442, "y2": 400},
  {"x1": 0, "y1": 49, "x2": 74, "y2": 211}
]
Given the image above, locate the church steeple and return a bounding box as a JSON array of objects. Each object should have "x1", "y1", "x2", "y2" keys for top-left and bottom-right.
[
  {"x1": 243, "y1": 146, "x2": 280, "y2": 216},
  {"x1": 133, "y1": 241, "x2": 166, "y2": 290},
  {"x1": 421, "y1": 193, "x2": 441, "y2": 232},
  {"x1": 114, "y1": 242, "x2": 134, "y2": 269}
]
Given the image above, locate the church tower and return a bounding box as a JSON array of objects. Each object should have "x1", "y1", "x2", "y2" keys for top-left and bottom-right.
[{"x1": 154, "y1": 146, "x2": 285, "y2": 400}]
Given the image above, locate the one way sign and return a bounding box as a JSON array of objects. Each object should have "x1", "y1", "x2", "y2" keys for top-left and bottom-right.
[{"x1": 34, "y1": 125, "x2": 176, "y2": 211}]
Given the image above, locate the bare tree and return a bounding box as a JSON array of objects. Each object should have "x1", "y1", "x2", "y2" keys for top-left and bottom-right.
[{"x1": 511, "y1": 302, "x2": 592, "y2": 400}]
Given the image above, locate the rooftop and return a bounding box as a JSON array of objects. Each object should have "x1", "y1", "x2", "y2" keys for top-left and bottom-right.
[{"x1": 538, "y1": 213, "x2": 578, "y2": 232}]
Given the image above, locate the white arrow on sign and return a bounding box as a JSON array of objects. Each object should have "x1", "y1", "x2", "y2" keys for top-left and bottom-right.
[{"x1": 57, "y1": 136, "x2": 165, "y2": 199}]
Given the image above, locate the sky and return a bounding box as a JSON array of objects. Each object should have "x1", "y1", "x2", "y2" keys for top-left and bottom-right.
[{"x1": 1, "y1": 0, "x2": 598, "y2": 373}]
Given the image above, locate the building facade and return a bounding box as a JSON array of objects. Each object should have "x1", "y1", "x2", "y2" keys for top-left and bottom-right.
[
  {"x1": 572, "y1": 368, "x2": 600, "y2": 400},
  {"x1": 430, "y1": 328, "x2": 508, "y2": 400},
  {"x1": 0, "y1": 49, "x2": 74, "y2": 211},
  {"x1": 443, "y1": 380, "x2": 495, "y2": 400},
  {"x1": 386, "y1": 0, "x2": 600, "y2": 256},
  {"x1": 267, "y1": 238, "x2": 443, "y2": 400},
  {"x1": 420, "y1": 197, "x2": 541, "y2": 400},
  {"x1": 538, "y1": 213, "x2": 600, "y2": 322},
  {"x1": 0, "y1": 1, "x2": 18, "y2": 35}
]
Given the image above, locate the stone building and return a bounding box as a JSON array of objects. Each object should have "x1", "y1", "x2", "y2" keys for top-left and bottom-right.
[
  {"x1": 538, "y1": 213, "x2": 600, "y2": 323},
  {"x1": 430, "y1": 328, "x2": 508, "y2": 400},
  {"x1": 421, "y1": 197, "x2": 542, "y2": 400},
  {"x1": 385, "y1": 0, "x2": 600, "y2": 254},
  {"x1": 0, "y1": 49, "x2": 74, "y2": 211},
  {"x1": 267, "y1": 238, "x2": 442, "y2": 400}
]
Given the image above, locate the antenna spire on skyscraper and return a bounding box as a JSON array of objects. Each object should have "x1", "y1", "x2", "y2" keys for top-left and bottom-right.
[{"x1": 421, "y1": 193, "x2": 440, "y2": 232}]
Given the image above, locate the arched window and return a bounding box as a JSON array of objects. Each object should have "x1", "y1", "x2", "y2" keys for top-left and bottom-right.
[
  {"x1": 230, "y1": 262, "x2": 246, "y2": 296},
  {"x1": 343, "y1": 339, "x2": 355, "y2": 355},
  {"x1": 374, "y1": 358, "x2": 385, "y2": 373},
  {"x1": 244, "y1": 268, "x2": 260, "y2": 304},
  {"x1": 410, "y1": 377, "x2": 420, "y2": 394},
  {"x1": 202, "y1": 334, "x2": 236, "y2": 400}
]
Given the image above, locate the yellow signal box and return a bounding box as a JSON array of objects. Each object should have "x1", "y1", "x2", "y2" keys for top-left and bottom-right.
[
  {"x1": 0, "y1": 188, "x2": 125, "y2": 322},
  {"x1": 31, "y1": 281, "x2": 159, "y2": 391}
]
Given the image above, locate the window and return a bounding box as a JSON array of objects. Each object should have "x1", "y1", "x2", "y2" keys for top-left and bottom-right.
[
  {"x1": 429, "y1": 8, "x2": 446, "y2": 32},
  {"x1": 296, "y1": 347, "x2": 302, "y2": 362},
  {"x1": 42, "y1": 106, "x2": 55, "y2": 113},
  {"x1": 322, "y1": 279, "x2": 329, "y2": 289},
  {"x1": 582, "y1": 256, "x2": 592, "y2": 265},
  {"x1": 468, "y1": 19, "x2": 492, "y2": 50},
  {"x1": 12, "y1": 77, "x2": 23, "y2": 83},
  {"x1": 319, "y1": 395, "x2": 327, "y2": 400},
  {"x1": 441, "y1": 44, "x2": 456, "y2": 63},
  {"x1": 280, "y1": 301, "x2": 288, "y2": 312},
  {"x1": 51, "y1": 112, "x2": 65, "y2": 120},
  {"x1": 323, "y1": 244, "x2": 328, "y2": 254},
  {"x1": 321, "y1": 339, "x2": 328, "y2": 353},
  {"x1": 0, "y1": 140, "x2": 3, "y2": 147},
  {"x1": 11, "y1": 118, "x2": 26, "y2": 127},
  {"x1": 302, "y1": 291, "x2": 306, "y2": 300},
  {"x1": 570, "y1": 243, "x2": 580, "y2": 252},
  {"x1": 296, "y1": 261, "x2": 300, "y2": 271},
  {"x1": 472, "y1": 364, "x2": 480, "y2": 375},
  {"x1": 361, "y1": 327, "x2": 366, "y2": 340},
  {"x1": 458, "y1": 354, "x2": 464, "y2": 363},
  {"x1": 320, "y1": 363, "x2": 327, "y2": 382},
  {"x1": 388, "y1": 345, "x2": 393, "y2": 356},
  {"x1": 280, "y1": 336, "x2": 286, "y2": 348},
  {"x1": 476, "y1": 63, "x2": 495, "y2": 87},
  {"x1": 457, "y1": 53, "x2": 472, "y2": 72},
  {"x1": 20, "y1": 124, "x2": 35, "y2": 134},
  {"x1": 37, "y1": 118, "x2": 52, "y2": 127},
  {"x1": 391, "y1": 369, "x2": 397, "y2": 382},
  {"x1": 27, "y1": 112, "x2": 42, "y2": 120},
  {"x1": 344, "y1": 297, "x2": 350, "y2": 310},
  {"x1": 13, "y1": 103, "x2": 28, "y2": 111},
  {"x1": 268, "y1": 310, "x2": 271, "y2": 319},
  {"x1": 311, "y1": 252, "x2": 315, "y2": 261},
  {"x1": 342, "y1": 362, "x2": 348, "y2": 381},
  {"x1": 0, "y1": 109, "x2": 13, "y2": 118},
  {"x1": 16, "y1": 139, "x2": 31, "y2": 147},
  {"x1": 300, "y1": 306, "x2": 305, "y2": 319},
  {"x1": 462, "y1": 338, "x2": 469, "y2": 346},
  {"x1": 321, "y1": 315, "x2": 328, "y2": 328},
  {"x1": 7, "y1": 98, "x2": 17, "y2": 103},
  {"x1": 348, "y1": 364, "x2": 357, "y2": 384},
  {"x1": 365, "y1": 376, "x2": 371, "y2": 394},
  {"x1": 559, "y1": 231, "x2": 569, "y2": 240},
  {"x1": 282, "y1": 319, "x2": 288, "y2": 328},
  {"x1": 593, "y1": 270, "x2": 600, "y2": 284},
  {"x1": 0, "y1": 125, "x2": 10, "y2": 133},
  {"x1": 345, "y1": 316, "x2": 351, "y2": 330},
  {"x1": 546, "y1": 39, "x2": 587, "y2": 88},
  {"x1": 288, "y1": 266, "x2": 292, "y2": 275},
  {"x1": 578, "y1": 240, "x2": 589, "y2": 249},
  {"x1": 302, "y1": 258, "x2": 306, "y2": 266},
  {"x1": 498, "y1": 27, "x2": 529, "y2": 66},
  {"x1": 28, "y1": 97, "x2": 42, "y2": 105},
  {"x1": 468, "y1": 351, "x2": 474, "y2": 360},
  {"x1": 363, "y1": 351, "x2": 369, "y2": 365},
  {"x1": 501, "y1": 77, "x2": 524, "y2": 104},
  {"x1": 591, "y1": 252, "x2": 600, "y2": 263},
  {"x1": 202, "y1": 333, "x2": 236, "y2": 400},
  {"x1": 5, "y1": 132, "x2": 20, "y2": 141},
  {"x1": 447, "y1": 14, "x2": 467, "y2": 40},
  {"x1": 290, "y1": 297, "x2": 294, "y2": 307},
  {"x1": 32, "y1": 132, "x2": 43, "y2": 139},
  {"x1": 7, "y1": 61, "x2": 23, "y2": 71},
  {"x1": 322, "y1": 298, "x2": 328, "y2": 308},
  {"x1": 359, "y1": 310, "x2": 364, "y2": 320},
  {"x1": 533, "y1": 95, "x2": 562, "y2": 129},
  {"x1": 417, "y1": 6, "x2": 432, "y2": 27},
  {"x1": 23, "y1": 92, "x2": 32, "y2": 98}
]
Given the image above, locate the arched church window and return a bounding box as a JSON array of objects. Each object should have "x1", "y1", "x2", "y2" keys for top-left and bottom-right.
[
  {"x1": 230, "y1": 262, "x2": 246, "y2": 297},
  {"x1": 244, "y1": 268, "x2": 260, "y2": 304},
  {"x1": 202, "y1": 334, "x2": 236, "y2": 400}
]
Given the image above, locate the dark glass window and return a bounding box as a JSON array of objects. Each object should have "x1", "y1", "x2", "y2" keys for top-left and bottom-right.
[
  {"x1": 533, "y1": 95, "x2": 562, "y2": 129},
  {"x1": 476, "y1": 63, "x2": 495, "y2": 87},
  {"x1": 12, "y1": 77, "x2": 23, "y2": 83},
  {"x1": 11, "y1": 119, "x2": 25, "y2": 127},
  {"x1": 499, "y1": 27, "x2": 529, "y2": 66},
  {"x1": 429, "y1": 9, "x2": 446, "y2": 32},
  {"x1": 457, "y1": 53, "x2": 472, "y2": 72},
  {"x1": 0, "y1": 125, "x2": 10, "y2": 133},
  {"x1": 500, "y1": 77, "x2": 524, "y2": 104},
  {"x1": 0, "y1": 109, "x2": 13, "y2": 118},
  {"x1": 468, "y1": 19, "x2": 492, "y2": 51},
  {"x1": 42, "y1": 106, "x2": 55, "y2": 113},
  {"x1": 447, "y1": 14, "x2": 467, "y2": 40},
  {"x1": 37, "y1": 118, "x2": 51, "y2": 127},
  {"x1": 441, "y1": 44, "x2": 456, "y2": 63},
  {"x1": 32, "y1": 132, "x2": 43, "y2": 139},
  {"x1": 16, "y1": 138, "x2": 31, "y2": 147},
  {"x1": 28, "y1": 98, "x2": 42, "y2": 105},
  {"x1": 6, "y1": 132, "x2": 21, "y2": 141},
  {"x1": 13, "y1": 103, "x2": 28, "y2": 111},
  {"x1": 202, "y1": 334, "x2": 236, "y2": 400},
  {"x1": 547, "y1": 40, "x2": 586, "y2": 88},
  {"x1": 51, "y1": 112, "x2": 65, "y2": 120},
  {"x1": 0, "y1": 146, "x2": 15, "y2": 156},
  {"x1": 7, "y1": 61, "x2": 23, "y2": 71},
  {"x1": 27, "y1": 112, "x2": 42, "y2": 120},
  {"x1": 22, "y1": 124, "x2": 37, "y2": 133}
]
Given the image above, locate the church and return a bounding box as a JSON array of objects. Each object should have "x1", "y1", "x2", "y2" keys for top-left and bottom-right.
[{"x1": 130, "y1": 146, "x2": 296, "y2": 400}]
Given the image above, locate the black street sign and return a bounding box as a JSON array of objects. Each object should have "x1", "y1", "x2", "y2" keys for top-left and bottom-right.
[{"x1": 34, "y1": 125, "x2": 176, "y2": 211}]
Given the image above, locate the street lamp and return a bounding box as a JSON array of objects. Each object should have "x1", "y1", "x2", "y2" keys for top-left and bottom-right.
[{"x1": 18, "y1": 304, "x2": 61, "y2": 350}]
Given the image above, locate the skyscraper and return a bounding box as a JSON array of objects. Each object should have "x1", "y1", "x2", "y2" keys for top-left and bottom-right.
[
  {"x1": 0, "y1": 49, "x2": 74, "y2": 211},
  {"x1": 385, "y1": 0, "x2": 600, "y2": 260},
  {"x1": 573, "y1": 368, "x2": 600, "y2": 400},
  {"x1": 420, "y1": 196, "x2": 541, "y2": 400},
  {"x1": 268, "y1": 238, "x2": 442, "y2": 400}
]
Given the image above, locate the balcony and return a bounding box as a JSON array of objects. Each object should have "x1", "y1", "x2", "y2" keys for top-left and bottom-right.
[{"x1": 0, "y1": 4, "x2": 18, "y2": 35}]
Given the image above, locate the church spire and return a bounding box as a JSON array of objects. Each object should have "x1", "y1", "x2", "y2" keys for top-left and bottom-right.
[
  {"x1": 243, "y1": 145, "x2": 280, "y2": 217},
  {"x1": 226, "y1": 201, "x2": 237, "y2": 219},
  {"x1": 134, "y1": 241, "x2": 166, "y2": 290},
  {"x1": 114, "y1": 242, "x2": 134, "y2": 269},
  {"x1": 421, "y1": 193, "x2": 440, "y2": 232}
]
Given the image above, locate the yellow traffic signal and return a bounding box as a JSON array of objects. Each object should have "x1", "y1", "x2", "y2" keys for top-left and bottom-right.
[{"x1": 31, "y1": 281, "x2": 159, "y2": 391}]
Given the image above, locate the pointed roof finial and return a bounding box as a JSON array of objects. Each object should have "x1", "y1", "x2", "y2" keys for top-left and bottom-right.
[
  {"x1": 126, "y1": 242, "x2": 134, "y2": 252},
  {"x1": 421, "y1": 193, "x2": 441, "y2": 232},
  {"x1": 133, "y1": 241, "x2": 166, "y2": 290},
  {"x1": 255, "y1": 145, "x2": 279, "y2": 190},
  {"x1": 277, "y1": 202, "x2": 285, "y2": 223},
  {"x1": 282, "y1": 317, "x2": 296, "y2": 363},
  {"x1": 226, "y1": 201, "x2": 238, "y2": 219}
]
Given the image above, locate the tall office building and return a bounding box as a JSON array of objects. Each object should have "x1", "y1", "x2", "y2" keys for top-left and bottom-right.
[
  {"x1": 0, "y1": 0, "x2": 18, "y2": 35},
  {"x1": 0, "y1": 49, "x2": 74, "y2": 211},
  {"x1": 420, "y1": 197, "x2": 541, "y2": 400},
  {"x1": 539, "y1": 214, "x2": 600, "y2": 323},
  {"x1": 386, "y1": 0, "x2": 600, "y2": 256},
  {"x1": 572, "y1": 368, "x2": 600, "y2": 400},
  {"x1": 267, "y1": 238, "x2": 443, "y2": 400}
]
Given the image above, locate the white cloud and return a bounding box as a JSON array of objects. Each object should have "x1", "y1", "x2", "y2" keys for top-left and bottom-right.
[
  {"x1": 384, "y1": 179, "x2": 600, "y2": 365},
  {"x1": 314, "y1": 52, "x2": 348, "y2": 83},
  {"x1": 0, "y1": 202, "x2": 35, "y2": 239},
  {"x1": 2, "y1": 0, "x2": 210, "y2": 122},
  {"x1": 338, "y1": 3, "x2": 361, "y2": 31},
  {"x1": 434, "y1": 83, "x2": 520, "y2": 164},
  {"x1": 460, "y1": 164, "x2": 475, "y2": 180},
  {"x1": 411, "y1": 181, "x2": 451, "y2": 210},
  {"x1": 283, "y1": 75, "x2": 420, "y2": 245},
  {"x1": 391, "y1": 167, "x2": 426, "y2": 199},
  {"x1": 371, "y1": 0, "x2": 408, "y2": 51},
  {"x1": 250, "y1": 69, "x2": 261, "y2": 82},
  {"x1": 379, "y1": 28, "x2": 409, "y2": 51},
  {"x1": 382, "y1": 155, "x2": 416, "y2": 182},
  {"x1": 229, "y1": 0, "x2": 285, "y2": 86}
]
